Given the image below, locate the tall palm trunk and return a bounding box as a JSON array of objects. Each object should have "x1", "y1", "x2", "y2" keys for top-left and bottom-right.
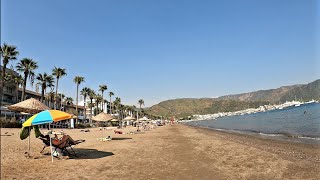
[
  {"x1": 54, "y1": 78, "x2": 59, "y2": 109},
  {"x1": 101, "y1": 93, "x2": 104, "y2": 112},
  {"x1": 83, "y1": 94, "x2": 87, "y2": 121},
  {"x1": 95, "y1": 101, "x2": 99, "y2": 115},
  {"x1": 15, "y1": 83, "x2": 19, "y2": 103},
  {"x1": 90, "y1": 98, "x2": 93, "y2": 123},
  {"x1": 76, "y1": 84, "x2": 79, "y2": 124},
  {"x1": 41, "y1": 85, "x2": 45, "y2": 102},
  {"x1": 109, "y1": 96, "x2": 112, "y2": 114},
  {"x1": 21, "y1": 72, "x2": 28, "y2": 101}
]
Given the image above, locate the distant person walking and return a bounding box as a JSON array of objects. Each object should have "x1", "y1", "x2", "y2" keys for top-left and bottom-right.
[{"x1": 171, "y1": 116, "x2": 174, "y2": 125}]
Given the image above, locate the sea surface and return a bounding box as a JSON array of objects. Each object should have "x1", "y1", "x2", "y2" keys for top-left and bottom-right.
[{"x1": 186, "y1": 103, "x2": 320, "y2": 144}]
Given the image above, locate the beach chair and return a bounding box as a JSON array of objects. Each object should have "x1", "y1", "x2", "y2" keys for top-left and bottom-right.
[
  {"x1": 97, "y1": 136, "x2": 112, "y2": 142},
  {"x1": 114, "y1": 130, "x2": 123, "y2": 134},
  {"x1": 39, "y1": 135, "x2": 85, "y2": 157}
]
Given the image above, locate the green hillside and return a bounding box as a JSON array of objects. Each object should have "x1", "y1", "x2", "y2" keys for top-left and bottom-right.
[{"x1": 147, "y1": 79, "x2": 320, "y2": 118}]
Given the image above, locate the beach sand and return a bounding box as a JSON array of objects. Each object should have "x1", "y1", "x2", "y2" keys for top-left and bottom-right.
[{"x1": 1, "y1": 124, "x2": 319, "y2": 179}]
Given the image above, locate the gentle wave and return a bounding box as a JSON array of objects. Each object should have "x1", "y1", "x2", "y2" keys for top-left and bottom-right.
[
  {"x1": 297, "y1": 136, "x2": 320, "y2": 141},
  {"x1": 258, "y1": 132, "x2": 283, "y2": 137}
]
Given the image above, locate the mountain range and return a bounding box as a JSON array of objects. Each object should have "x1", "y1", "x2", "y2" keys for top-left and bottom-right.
[{"x1": 147, "y1": 79, "x2": 320, "y2": 118}]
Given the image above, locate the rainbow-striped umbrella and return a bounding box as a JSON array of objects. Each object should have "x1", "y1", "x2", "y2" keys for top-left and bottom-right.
[{"x1": 23, "y1": 110, "x2": 74, "y2": 127}]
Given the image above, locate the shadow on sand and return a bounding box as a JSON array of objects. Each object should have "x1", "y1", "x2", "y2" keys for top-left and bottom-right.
[
  {"x1": 111, "y1": 137, "x2": 132, "y2": 140},
  {"x1": 72, "y1": 148, "x2": 114, "y2": 159}
]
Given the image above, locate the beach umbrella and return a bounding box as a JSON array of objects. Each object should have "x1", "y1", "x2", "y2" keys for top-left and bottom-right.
[
  {"x1": 92, "y1": 113, "x2": 113, "y2": 139},
  {"x1": 111, "y1": 119, "x2": 119, "y2": 122},
  {"x1": 92, "y1": 112, "x2": 113, "y2": 122},
  {"x1": 23, "y1": 110, "x2": 73, "y2": 127},
  {"x1": 123, "y1": 116, "x2": 136, "y2": 121},
  {"x1": 8, "y1": 98, "x2": 50, "y2": 114},
  {"x1": 9, "y1": 98, "x2": 50, "y2": 159},
  {"x1": 23, "y1": 110, "x2": 73, "y2": 162},
  {"x1": 138, "y1": 117, "x2": 149, "y2": 121}
]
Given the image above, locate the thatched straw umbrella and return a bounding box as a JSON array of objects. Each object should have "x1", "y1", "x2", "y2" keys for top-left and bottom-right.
[
  {"x1": 92, "y1": 112, "x2": 113, "y2": 137},
  {"x1": 7, "y1": 98, "x2": 50, "y2": 157},
  {"x1": 123, "y1": 116, "x2": 135, "y2": 126},
  {"x1": 92, "y1": 112, "x2": 113, "y2": 122},
  {"x1": 123, "y1": 116, "x2": 136, "y2": 121},
  {"x1": 8, "y1": 98, "x2": 50, "y2": 114}
]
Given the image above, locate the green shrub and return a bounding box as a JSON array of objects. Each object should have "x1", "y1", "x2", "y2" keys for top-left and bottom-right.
[{"x1": 0, "y1": 118, "x2": 22, "y2": 128}]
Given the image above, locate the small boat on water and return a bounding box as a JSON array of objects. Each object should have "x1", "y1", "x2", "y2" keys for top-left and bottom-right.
[{"x1": 305, "y1": 100, "x2": 316, "y2": 104}]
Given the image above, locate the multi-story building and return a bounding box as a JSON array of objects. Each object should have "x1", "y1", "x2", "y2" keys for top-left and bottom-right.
[{"x1": 1, "y1": 65, "x2": 19, "y2": 106}]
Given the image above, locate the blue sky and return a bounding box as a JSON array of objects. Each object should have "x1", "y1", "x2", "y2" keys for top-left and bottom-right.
[{"x1": 1, "y1": 0, "x2": 318, "y2": 107}]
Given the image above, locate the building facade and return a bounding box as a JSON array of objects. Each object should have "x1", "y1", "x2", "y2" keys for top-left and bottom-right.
[{"x1": 1, "y1": 66, "x2": 84, "y2": 116}]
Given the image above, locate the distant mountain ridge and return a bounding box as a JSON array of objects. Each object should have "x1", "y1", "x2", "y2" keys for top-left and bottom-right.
[
  {"x1": 147, "y1": 79, "x2": 320, "y2": 118},
  {"x1": 216, "y1": 79, "x2": 320, "y2": 103}
]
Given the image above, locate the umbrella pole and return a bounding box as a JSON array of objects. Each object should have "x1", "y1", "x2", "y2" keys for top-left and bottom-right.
[
  {"x1": 28, "y1": 126, "x2": 31, "y2": 157},
  {"x1": 49, "y1": 123, "x2": 53, "y2": 163}
]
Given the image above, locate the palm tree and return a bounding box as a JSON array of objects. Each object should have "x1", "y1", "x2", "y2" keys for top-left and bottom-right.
[
  {"x1": 87, "y1": 102, "x2": 95, "y2": 121},
  {"x1": 114, "y1": 97, "x2": 121, "y2": 112},
  {"x1": 132, "y1": 105, "x2": 137, "y2": 119},
  {"x1": 12, "y1": 74, "x2": 23, "y2": 103},
  {"x1": 46, "y1": 92, "x2": 55, "y2": 108},
  {"x1": 16, "y1": 58, "x2": 38, "y2": 101},
  {"x1": 36, "y1": 73, "x2": 54, "y2": 102},
  {"x1": 109, "y1": 91, "x2": 114, "y2": 114},
  {"x1": 94, "y1": 94, "x2": 103, "y2": 115},
  {"x1": 88, "y1": 88, "x2": 95, "y2": 123},
  {"x1": 64, "y1": 97, "x2": 73, "y2": 112},
  {"x1": 80, "y1": 87, "x2": 90, "y2": 121},
  {"x1": 138, "y1": 99, "x2": 144, "y2": 110},
  {"x1": 0, "y1": 43, "x2": 19, "y2": 115},
  {"x1": 65, "y1": 97, "x2": 73, "y2": 105},
  {"x1": 58, "y1": 93, "x2": 65, "y2": 111},
  {"x1": 127, "y1": 105, "x2": 135, "y2": 117},
  {"x1": 52, "y1": 67, "x2": 67, "y2": 109},
  {"x1": 73, "y1": 76, "x2": 85, "y2": 123},
  {"x1": 138, "y1": 99, "x2": 144, "y2": 119},
  {"x1": 99, "y1": 84, "x2": 107, "y2": 112}
]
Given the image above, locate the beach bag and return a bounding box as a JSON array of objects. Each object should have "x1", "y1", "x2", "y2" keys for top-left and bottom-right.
[{"x1": 52, "y1": 147, "x2": 62, "y2": 157}]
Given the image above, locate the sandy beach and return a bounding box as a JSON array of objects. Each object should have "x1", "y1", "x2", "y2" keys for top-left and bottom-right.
[{"x1": 1, "y1": 124, "x2": 320, "y2": 179}]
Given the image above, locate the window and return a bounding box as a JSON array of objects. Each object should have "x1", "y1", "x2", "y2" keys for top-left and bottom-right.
[{"x1": 5, "y1": 86, "x2": 13, "y2": 93}]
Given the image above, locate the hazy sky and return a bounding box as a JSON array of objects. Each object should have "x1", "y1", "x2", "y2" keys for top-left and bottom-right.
[{"x1": 1, "y1": 0, "x2": 319, "y2": 107}]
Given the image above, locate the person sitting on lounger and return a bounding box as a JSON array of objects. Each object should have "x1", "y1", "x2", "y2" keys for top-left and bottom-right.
[
  {"x1": 53, "y1": 134, "x2": 80, "y2": 146},
  {"x1": 39, "y1": 133, "x2": 84, "y2": 147},
  {"x1": 114, "y1": 130, "x2": 123, "y2": 134}
]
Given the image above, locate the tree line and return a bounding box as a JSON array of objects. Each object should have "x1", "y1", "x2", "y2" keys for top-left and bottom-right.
[{"x1": 1, "y1": 43, "x2": 161, "y2": 122}]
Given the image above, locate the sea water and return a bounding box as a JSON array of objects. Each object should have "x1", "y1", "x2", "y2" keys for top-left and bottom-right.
[{"x1": 186, "y1": 103, "x2": 320, "y2": 144}]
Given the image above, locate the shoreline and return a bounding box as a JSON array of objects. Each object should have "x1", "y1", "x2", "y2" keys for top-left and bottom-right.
[
  {"x1": 185, "y1": 123, "x2": 320, "y2": 145},
  {"x1": 183, "y1": 124, "x2": 320, "y2": 164}
]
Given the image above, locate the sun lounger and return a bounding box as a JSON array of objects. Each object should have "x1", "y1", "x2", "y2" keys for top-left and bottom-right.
[
  {"x1": 80, "y1": 129, "x2": 90, "y2": 132},
  {"x1": 97, "y1": 136, "x2": 112, "y2": 142},
  {"x1": 39, "y1": 135, "x2": 85, "y2": 157},
  {"x1": 114, "y1": 130, "x2": 124, "y2": 134}
]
